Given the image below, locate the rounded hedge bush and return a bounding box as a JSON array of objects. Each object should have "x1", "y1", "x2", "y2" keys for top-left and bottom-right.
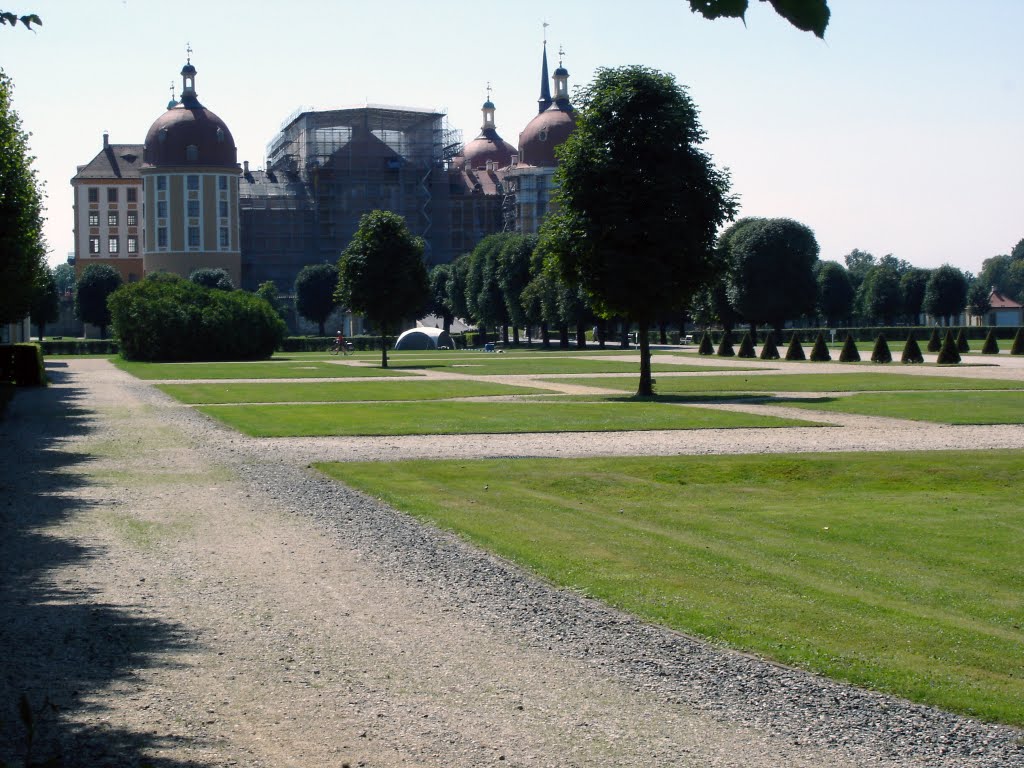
[
  {"x1": 698, "y1": 331, "x2": 714, "y2": 355},
  {"x1": 109, "y1": 276, "x2": 286, "y2": 361},
  {"x1": 809, "y1": 332, "x2": 831, "y2": 362},
  {"x1": 737, "y1": 331, "x2": 756, "y2": 358},
  {"x1": 838, "y1": 333, "x2": 860, "y2": 363},
  {"x1": 760, "y1": 331, "x2": 780, "y2": 360},
  {"x1": 870, "y1": 333, "x2": 892, "y2": 364},
  {"x1": 900, "y1": 333, "x2": 924, "y2": 364}
]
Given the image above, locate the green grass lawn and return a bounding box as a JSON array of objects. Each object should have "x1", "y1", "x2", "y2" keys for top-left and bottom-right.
[
  {"x1": 382, "y1": 355, "x2": 751, "y2": 375},
  {"x1": 114, "y1": 358, "x2": 415, "y2": 380},
  {"x1": 197, "y1": 399, "x2": 820, "y2": 437},
  {"x1": 158, "y1": 379, "x2": 557, "y2": 404},
  {"x1": 557, "y1": 372, "x2": 1024, "y2": 394},
  {"x1": 781, "y1": 391, "x2": 1024, "y2": 424},
  {"x1": 317, "y1": 451, "x2": 1024, "y2": 725}
]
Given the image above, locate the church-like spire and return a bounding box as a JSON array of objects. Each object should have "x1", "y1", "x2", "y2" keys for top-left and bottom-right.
[
  {"x1": 180, "y1": 43, "x2": 200, "y2": 108},
  {"x1": 552, "y1": 44, "x2": 570, "y2": 109},
  {"x1": 167, "y1": 80, "x2": 178, "y2": 110},
  {"x1": 538, "y1": 24, "x2": 552, "y2": 114}
]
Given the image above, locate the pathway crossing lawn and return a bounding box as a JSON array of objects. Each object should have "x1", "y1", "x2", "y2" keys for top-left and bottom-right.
[
  {"x1": 781, "y1": 391, "x2": 1024, "y2": 424},
  {"x1": 158, "y1": 379, "x2": 557, "y2": 404},
  {"x1": 318, "y1": 450, "x2": 1024, "y2": 726},
  {"x1": 556, "y1": 372, "x2": 1024, "y2": 394},
  {"x1": 197, "y1": 399, "x2": 820, "y2": 437},
  {"x1": 381, "y1": 355, "x2": 752, "y2": 375},
  {"x1": 114, "y1": 359, "x2": 413, "y2": 380}
]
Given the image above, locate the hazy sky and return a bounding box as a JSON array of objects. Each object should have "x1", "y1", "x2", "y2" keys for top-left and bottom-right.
[{"x1": 4, "y1": 0, "x2": 1022, "y2": 274}]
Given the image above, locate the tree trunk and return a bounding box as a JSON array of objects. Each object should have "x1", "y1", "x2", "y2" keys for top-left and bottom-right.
[
  {"x1": 576, "y1": 321, "x2": 587, "y2": 348},
  {"x1": 380, "y1": 330, "x2": 388, "y2": 368},
  {"x1": 637, "y1": 320, "x2": 653, "y2": 397},
  {"x1": 598, "y1": 319, "x2": 606, "y2": 349},
  {"x1": 318, "y1": 320, "x2": 326, "y2": 337},
  {"x1": 620, "y1": 321, "x2": 630, "y2": 349},
  {"x1": 443, "y1": 313, "x2": 452, "y2": 334},
  {"x1": 512, "y1": 326, "x2": 520, "y2": 345},
  {"x1": 558, "y1": 324, "x2": 569, "y2": 349},
  {"x1": 659, "y1": 321, "x2": 668, "y2": 345},
  {"x1": 540, "y1": 322, "x2": 550, "y2": 349},
  {"x1": 750, "y1": 322, "x2": 758, "y2": 346},
  {"x1": 502, "y1": 324, "x2": 510, "y2": 344},
  {"x1": 37, "y1": 321, "x2": 46, "y2": 341}
]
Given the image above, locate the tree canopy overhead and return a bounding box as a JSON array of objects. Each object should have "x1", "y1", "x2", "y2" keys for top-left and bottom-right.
[
  {"x1": 336, "y1": 210, "x2": 429, "y2": 368},
  {"x1": 688, "y1": 0, "x2": 830, "y2": 38},
  {"x1": 543, "y1": 65, "x2": 736, "y2": 395}
]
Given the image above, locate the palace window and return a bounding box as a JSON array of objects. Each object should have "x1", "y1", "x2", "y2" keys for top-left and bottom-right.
[
  {"x1": 187, "y1": 199, "x2": 200, "y2": 218},
  {"x1": 89, "y1": 236, "x2": 100, "y2": 254},
  {"x1": 187, "y1": 175, "x2": 199, "y2": 191},
  {"x1": 88, "y1": 212, "x2": 99, "y2": 226},
  {"x1": 108, "y1": 212, "x2": 118, "y2": 227},
  {"x1": 127, "y1": 236, "x2": 138, "y2": 254},
  {"x1": 188, "y1": 226, "x2": 200, "y2": 248},
  {"x1": 107, "y1": 188, "x2": 118, "y2": 203},
  {"x1": 126, "y1": 188, "x2": 137, "y2": 203},
  {"x1": 157, "y1": 227, "x2": 167, "y2": 248},
  {"x1": 87, "y1": 187, "x2": 98, "y2": 203},
  {"x1": 108, "y1": 236, "x2": 119, "y2": 254},
  {"x1": 127, "y1": 212, "x2": 137, "y2": 226},
  {"x1": 157, "y1": 200, "x2": 167, "y2": 219}
]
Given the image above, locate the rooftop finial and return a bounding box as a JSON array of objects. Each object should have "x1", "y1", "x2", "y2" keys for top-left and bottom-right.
[
  {"x1": 486, "y1": 81, "x2": 492, "y2": 102},
  {"x1": 186, "y1": 41, "x2": 192, "y2": 64},
  {"x1": 543, "y1": 20, "x2": 548, "y2": 45},
  {"x1": 558, "y1": 44, "x2": 565, "y2": 67}
]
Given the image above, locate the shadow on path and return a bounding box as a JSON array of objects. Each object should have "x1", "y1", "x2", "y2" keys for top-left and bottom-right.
[{"x1": 0, "y1": 364, "x2": 204, "y2": 767}]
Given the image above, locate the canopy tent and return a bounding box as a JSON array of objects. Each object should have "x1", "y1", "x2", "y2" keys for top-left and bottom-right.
[{"x1": 394, "y1": 326, "x2": 454, "y2": 350}]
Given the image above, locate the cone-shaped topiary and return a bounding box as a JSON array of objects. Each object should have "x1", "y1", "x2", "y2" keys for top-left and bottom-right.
[
  {"x1": 759, "y1": 331, "x2": 780, "y2": 360},
  {"x1": 1011, "y1": 327, "x2": 1024, "y2": 355},
  {"x1": 956, "y1": 328, "x2": 970, "y2": 353},
  {"x1": 900, "y1": 333, "x2": 924, "y2": 364},
  {"x1": 737, "y1": 331, "x2": 756, "y2": 358},
  {"x1": 936, "y1": 329, "x2": 961, "y2": 364},
  {"x1": 785, "y1": 334, "x2": 806, "y2": 361},
  {"x1": 927, "y1": 327, "x2": 941, "y2": 352},
  {"x1": 716, "y1": 329, "x2": 735, "y2": 357},
  {"x1": 809, "y1": 332, "x2": 831, "y2": 361},
  {"x1": 870, "y1": 333, "x2": 892, "y2": 363},
  {"x1": 838, "y1": 333, "x2": 861, "y2": 362},
  {"x1": 981, "y1": 328, "x2": 999, "y2": 355},
  {"x1": 698, "y1": 331, "x2": 714, "y2": 355}
]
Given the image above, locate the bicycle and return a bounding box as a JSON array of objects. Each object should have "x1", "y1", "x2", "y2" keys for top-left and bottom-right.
[{"x1": 328, "y1": 339, "x2": 352, "y2": 356}]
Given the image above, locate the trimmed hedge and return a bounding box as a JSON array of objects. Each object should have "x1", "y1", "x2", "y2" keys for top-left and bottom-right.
[
  {"x1": 698, "y1": 332, "x2": 714, "y2": 355},
  {"x1": 956, "y1": 328, "x2": 970, "y2": 353},
  {"x1": 838, "y1": 333, "x2": 860, "y2": 363},
  {"x1": 737, "y1": 331, "x2": 756, "y2": 358},
  {"x1": 760, "y1": 331, "x2": 780, "y2": 360},
  {"x1": 901, "y1": 334, "x2": 924, "y2": 364},
  {"x1": 0, "y1": 343, "x2": 45, "y2": 386},
  {"x1": 40, "y1": 339, "x2": 119, "y2": 355},
  {"x1": 981, "y1": 329, "x2": 999, "y2": 355},
  {"x1": 716, "y1": 330, "x2": 735, "y2": 357},
  {"x1": 809, "y1": 332, "x2": 831, "y2": 362},
  {"x1": 870, "y1": 334, "x2": 892, "y2": 364},
  {"x1": 1012, "y1": 328, "x2": 1024, "y2": 355},
  {"x1": 927, "y1": 327, "x2": 942, "y2": 352},
  {"x1": 109, "y1": 277, "x2": 286, "y2": 361},
  {"x1": 785, "y1": 335, "x2": 806, "y2": 361},
  {"x1": 936, "y1": 330, "x2": 961, "y2": 365}
]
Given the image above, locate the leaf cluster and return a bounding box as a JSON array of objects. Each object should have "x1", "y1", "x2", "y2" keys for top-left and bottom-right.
[{"x1": 688, "y1": 0, "x2": 829, "y2": 38}]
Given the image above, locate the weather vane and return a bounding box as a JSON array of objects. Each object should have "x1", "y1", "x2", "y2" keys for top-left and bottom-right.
[
  {"x1": 542, "y1": 21, "x2": 548, "y2": 45},
  {"x1": 558, "y1": 44, "x2": 565, "y2": 65},
  {"x1": 186, "y1": 41, "x2": 192, "y2": 64},
  {"x1": 486, "y1": 81, "x2": 492, "y2": 101},
  {"x1": 169, "y1": 81, "x2": 175, "y2": 100}
]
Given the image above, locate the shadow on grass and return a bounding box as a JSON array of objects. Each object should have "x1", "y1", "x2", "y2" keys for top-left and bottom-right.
[{"x1": 0, "y1": 363, "x2": 203, "y2": 767}]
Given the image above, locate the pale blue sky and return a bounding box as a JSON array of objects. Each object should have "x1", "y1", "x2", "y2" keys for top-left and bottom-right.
[{"x1": 4, "y1": 0, "x2": 1022, "y2": 275}]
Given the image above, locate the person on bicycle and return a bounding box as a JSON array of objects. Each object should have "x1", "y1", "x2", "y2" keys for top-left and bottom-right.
[{"x1": 334, "y1": 330, "x2": 348, "y2": 355}]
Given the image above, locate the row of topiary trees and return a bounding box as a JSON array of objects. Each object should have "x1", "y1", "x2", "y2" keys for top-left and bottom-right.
[{"x1": 698, "y1": 327, "x2": 1024, "y2": 365}]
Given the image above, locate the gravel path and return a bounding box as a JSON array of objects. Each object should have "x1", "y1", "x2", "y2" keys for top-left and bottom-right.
[{"x1": 2, "y1": 357, "x2": 1022, "y2": 767}]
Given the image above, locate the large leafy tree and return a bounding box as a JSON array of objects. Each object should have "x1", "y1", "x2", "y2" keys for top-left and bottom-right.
[
  {"x1": 857, "y1": 265, "x2": 902, "y2": 325},
  {"x1": 815, "y1": 260, "x2": 853, "y2": 327},
  {"x1": 294, "y1": 263, "x2": 339, "y2": 336},
  {"x1": 336, "y1": 210, "x2": 429, "y2": 368},
  {"x1": 726, "y1": 217, "x2": 819, "y2": 339},
  {"x1": 923, "y1": 264, "x2": 968, "y2": 325},
  {"x1": 254, "y1": 280, "x2": 286, "y2": 322},
  {"x1": 543, "y1": 65, "x2": 736, "y2": 395},
  {"x1": 496, "y1": 234, "x2": 537, "y2": 345},
  {"x1": 189, "y1": 267, "x2": 234, "y2": 291},
  {"x1": 29, "y1": 262, "x2": 58, "y2": 339},
  {"x1": 899, "y1": 267, "x2": 931, "y2": 324},
  {"x1": 465, "y1": 234, "x2": 510, "y2": 343},
  {"x1": 966, "y1": 279, "x2": 992, "y2": 323},
  {"x1": 688, "y1": 0, "x2": 829, "y2": 38},
  {"x1": 0, "y1": 69, "x2": 46, "y2": 325},
  {"x1": 426, "y1": 263, "x2": 455, "y2": 334},
  {"x1": 53, "y1": 262, "x2": 75, "y2": 296},
  {"x1": 843, "y1": 248, "x2": 875, "y2": 299},
  {"x1": 74, "y1": 264, "x2": 122, "y2": 338},
  {"x1": 445, "y1": 255, "x2": 474, "y2": 329}
]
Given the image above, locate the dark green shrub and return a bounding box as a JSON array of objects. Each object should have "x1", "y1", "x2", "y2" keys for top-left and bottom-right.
[
  {"x1": 759, "y1": 331, "x2": 780, "y2": 360},
  {"x1": 40, "y1": 339, "x2": 119, "y2": 355},
  {"x1": 981, "y1": 329, "x2": 999, "y2": 355},
  {"x1": 0, "y1": 343, "x2": 45, "y2": 386},
  {"x1": 698, "y1": 331, "x2": 714, "y2": 355},
  {"x1": 936, "y1": 330, "x2": 961, "y2": 364},
  {"x1": 716, "y1": 329, "x2": 735, "y2": 357},
  {"x1": 109, "y1": 276, "x2": 286, "y2": 361},
  {"x1": 809, "y1": 332, "x2": 831, "y2": 362},
  {"x1": 736, "y1": 331, "x2": 756, "y2": 358},
  {"x1": 900, "y1": 333, "x2": 924, "y2": 364},
  {"x1": 927, "y1": 327, "x2": 941, "y2": 352},
  {"x1": 1011, "y1": 328, "x2": 1024, "y2": 355},
  {"x1": 785, "y1": 335, "x2": 806, "y2": 361},
  {"x1": 189, "y1": 267, "x2": 234, "y2": 291},
  {"x1": 956, "y1": 328, "x2": 970, "y2": 353},
  {"x1": 838, "y1": 333, "x2": 860, "y2": 363},
  {"x1": 870, "y1": 334, "x2": 892, "y2": 364}
]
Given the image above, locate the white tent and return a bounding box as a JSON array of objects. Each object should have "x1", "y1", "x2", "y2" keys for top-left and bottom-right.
[{"x1": 394, "y1": 326, "x2": 454, "y2": 350}]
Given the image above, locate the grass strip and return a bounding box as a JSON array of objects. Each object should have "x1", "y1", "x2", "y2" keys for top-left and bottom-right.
[
  {"x1": 197, "y1": 400, "x2": 819, "y2": 437},
  {"x1": 555, "y1": 373, "x2": 1024, "y2": 394},
  {"x1": 114, "y1": 359, "x2": 414, "y2": 380},
  {"x1": 317, "y1": 450, "x2": 1024, "y2": 726},
  {"x1": 780, "y1": 391, "x2": 1024, "y2": 424},
  {"x1": 159, "y1": 379, "x2": 557, "y2": 404}
]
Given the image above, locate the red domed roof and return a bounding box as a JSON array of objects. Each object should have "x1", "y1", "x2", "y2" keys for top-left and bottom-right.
[
  {"x1": 518, "y1": 104, "x2": 575, "y2": 167},
  {"x1": 143, "y1": 103, "x2": 238, "y2": 168},
  {"x1": 460, "y1": 129, "x2": 515, "y2": 170}
]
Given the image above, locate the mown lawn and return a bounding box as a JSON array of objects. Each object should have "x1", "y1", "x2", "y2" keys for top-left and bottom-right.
[
  {"x1": 555, "y1": 373, "x2": 1024, "y2": 394},
  {"x1": 318, "y1": 450, "x2": 1024, "y2": 726},
  {"x1": 197, "y1": 399, "x2": 821, "y2": 437},
  {"x1": 781, "y1": 390, "x2": 1024, "y2": 424},
  {"x1": 114, "y1": 359, "x2": 414, "y2": 380},
  {"x1": 159, "y1": 379, "x2": 556, "y2": 404}
]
